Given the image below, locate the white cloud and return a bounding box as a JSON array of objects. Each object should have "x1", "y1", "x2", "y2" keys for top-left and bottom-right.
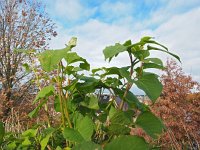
[
  {"x1": 55, "y1": 0, "x2": 82, "y2": 20},
  {"x1": 134, "y1": 0, "x2": 200, "y2": 30},
  {"x1": 99, "y1": 1, "x2": 134, "y2": 18},
  {"x1": 46, "y1": 0, "x2": 96, "y2": 21},
  {"x1": 48, "y1": 3, "x2": 200, "y2": 83},
  {"x1": 49, "y1": 19, "x2": 135, "y2": 68},
  {"x1": 154, "y1": 7, "x2": 200, "y2": 81}
]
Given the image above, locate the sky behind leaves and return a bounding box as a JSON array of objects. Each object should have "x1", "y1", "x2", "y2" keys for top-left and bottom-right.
[{"x1": 43, "y1": 0, "x2": 200, "y2": 93}]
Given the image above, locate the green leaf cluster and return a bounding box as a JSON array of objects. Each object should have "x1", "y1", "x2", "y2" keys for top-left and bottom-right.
[{"x1": 1, "y1": 36, "x2": 180, "y2": 149}]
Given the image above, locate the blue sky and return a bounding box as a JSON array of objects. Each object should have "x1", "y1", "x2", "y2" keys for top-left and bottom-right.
[
  {"x1": 43, "y1": 0, "x2": 200, "y2": 93},
  {"x1": 46, "y1": 0, "x2": 200, "y2": 29}
]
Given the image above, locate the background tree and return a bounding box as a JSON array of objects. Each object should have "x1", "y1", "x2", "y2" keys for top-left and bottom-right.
[
  {"x1": 152, "y1": 59, "x2": 200, "y2": 149},
  {"x1": 161, "y1": 59, "x2": 199, "y2": 100},
  {"x1": 0, "y1": 0, "x2": 57, "y2": 100}
]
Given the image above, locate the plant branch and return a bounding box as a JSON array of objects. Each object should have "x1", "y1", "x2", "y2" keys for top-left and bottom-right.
[{"x1": 119, "y1": 52, "x2": 135, "y2": 110}]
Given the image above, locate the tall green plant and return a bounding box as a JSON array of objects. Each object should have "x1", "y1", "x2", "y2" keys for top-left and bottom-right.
[{"x1": 0, "y1": 36, "x2": 180, "y2": 150}]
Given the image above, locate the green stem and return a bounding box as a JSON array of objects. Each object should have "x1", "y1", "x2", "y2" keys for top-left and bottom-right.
[
  {"x1": 32, "y1": 59, "x2": 51, "y2": 127},
  {"x1": 65, "y1": 79, "x2": 73, "y2": 128},
  {"x1": 62, "y1": 91, "x2": 72, "y2": 128},
  {"x1": 119, "y1": 53, "x2": 135, "y2": 110},
  {"x1": 57, "y1": 62, "x2": 66, "y2": 127},
  {"x1": 119, "y1": 83, "x2": 132, "y2": 110},
  {"x1": 59, "y1": 62, "x2": 72, "y2": 128},
  {"x1": 44, "y1": 104, "x2": 51, "y2": 127},
  {"x1": 58, "y1": 85, "x2": 66, "y2": 127}
]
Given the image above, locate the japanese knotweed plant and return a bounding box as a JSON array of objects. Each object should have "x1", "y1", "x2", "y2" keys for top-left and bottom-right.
[{"x1": 0, "y1": 37, "x2": 180, "y2": 150}]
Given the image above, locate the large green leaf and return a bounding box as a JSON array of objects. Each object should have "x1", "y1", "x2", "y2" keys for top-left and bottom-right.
[
  {"x1": 140, "y1": 36, "x2": 152, "y2": 42},
  {"x1": 143, "y1": 58, "x2": 164, "y2": 69},
  {"x1": 76, "y1": 116, "x2": 95, "y2": 141},
  {"x1": 22, "y1": 137, "x2": 31, "y2": 146},
  {"x1": 110, "y1": 110, "x2": 133, "y2": 125},
  {"x1": 6, "y1": 142, "x2": 17, "y2": 149},
  {"x1": 102, "y1": 66, "x2": 131, "y2": 82},
  {"x1": 29, "y1": 98, "x2": 48, "y2": 118},
  {"x1": 39, "y1": 49, "x2": 90, "y2": 72},
  {"x1": 102, "y1": 67, "x2": 121, "y2": 77},
  {"x1": 64, "y1": 52, "x2": 90, "y2": 70},
  {"x1": 133, "y1": 36, "x2": 168, "y2": 51},
  {"x1": 33, "y1": 85, "x2": 54, "y2": 104},
  {"x1": 119, "y1": 67, "x2": 132, "y2": 82},
  {"x1": 40, "y1": 127, "x2": 55, "y2": 150},
  {"x1": 104, "y1": 136, "x2": 149, "y2": 150},
  {"x1": 123, "y1": 39, "x2": 132, "y2": 47},
  {"x1": 134, "y1": 73, "x2": 162, "y2": 102},
  {"x1": 136, "y1": 111, "x2": 165, "y2": 139},
  {"x1": 126, "y1": 91, "x2": 149, "y2": 111},
  {"x1": 73, "y1": 141, "x2": 102, "y2": 150},
  {"x1": 0, "y1": 122, "x2": 5, "y2": 144},
  {"x1": 108, "y1": 110, "x2": 133, "y2": 135},
  {"x1": 75, "y1": 76, "x2": 99, "y2": 93},
  {"x1": 63, "y1": 128, "x2": 84, "y2": 143},
  {"x1": 72, "y1": 112, "x2": 84, "y2": 129},
  {"x1": 103, "y1": 43, "x2": 127, "y2": 61},
  {"x1": 141, "y1": 36, "x2": 168, "y2": 50},
  {"x1": 133, "y1": 50, "x2": 150, "y2": 60},
  {"x1": 130, "y1": 37, "x2": 168, "y2": 54},
  {"x1": 22, "y1": 128, "x2": 38, "y2": 137},
  {"x1": 143, "y1": 63, "x2": 164, "y2": 70},
  {"x1": 113, "y1": 88, "x2": 146, "y2": 111},
  {"x1": 147, "y1": 45, "x2": 181, "y2": 62},
  {"x1": 109, "y1": 106, "x2": 117, "y2": 119},
  {"x1": 55, "y1": 146, "x2": 62, "y2": 150},
  {"x1": 38, "y1": 48, "x2": 69, "y2": 72},
  {"x1": 38, "y1": 37, "x2": 90, "y2": 72},
  {"x1": 108, "y1": 124, "x2": 131, "y2": 135},
  {"x1": 80, "y1": 94, "x2": 99, "y2": 110},
  {"x1": 104, "y1": 77, "x2": 123, "y2": 88},
  {"x1": 144, "y1": 58, "x2": 163, "y2": 66}
]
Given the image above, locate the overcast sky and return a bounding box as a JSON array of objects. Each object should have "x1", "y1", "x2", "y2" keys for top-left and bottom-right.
[{"x1": 43, "y1": 0, "x2": 200, "y2": 93}]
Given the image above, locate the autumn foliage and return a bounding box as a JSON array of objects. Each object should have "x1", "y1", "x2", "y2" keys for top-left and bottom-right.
[
  {"x1": 152, "y1": 59, "x2": 200, "y2": 149},
  {"x1": 0, "y1": 0, "x2": 56, "y2": 102}
]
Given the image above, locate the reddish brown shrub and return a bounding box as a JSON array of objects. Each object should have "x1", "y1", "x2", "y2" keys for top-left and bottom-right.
[
  {"x1": 0, "y1": 89, "x2": 60, "y2": 133},
  {"x1": 152, "y1": 59, "x2": 200, "y2": 149}
]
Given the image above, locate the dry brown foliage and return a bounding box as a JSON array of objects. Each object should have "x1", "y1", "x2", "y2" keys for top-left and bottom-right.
[
  {"x1": 0, "y1": 0, "x2": 56, "y2": 101},
  {"x1": 152, "y1": 59, "x2": 200, "y2": 149},
  {"x1": 0, "y1": 89, "x2": 60, "y2": 133}
]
